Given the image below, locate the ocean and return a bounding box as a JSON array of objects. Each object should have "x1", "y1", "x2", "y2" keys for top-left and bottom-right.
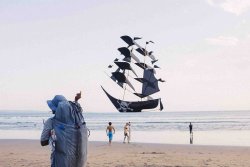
[{"x1": 0, "y1": 111, "x2": 250, "y2": 146}]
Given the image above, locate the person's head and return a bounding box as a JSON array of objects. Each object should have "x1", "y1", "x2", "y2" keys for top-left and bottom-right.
[
  {"x1": 47, "y1": 95, "x2": 67, "y2": 114},
  {"x1": 109, "y1": 122, "x2": 112, "y2": 126}
]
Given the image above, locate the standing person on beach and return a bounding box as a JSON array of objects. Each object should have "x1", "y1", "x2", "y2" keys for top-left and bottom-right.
[
  {"x1": 189, "y1": 122, "x2": 193, "y2": 134},
  {"x1": 189, "y1": 122, "x2": 193, "y2": 144},
  {"x1": 106, "y1": 122, "x2": 115, "y2": 145},
  {"x1": 40, "y1": 92, "x2": 88, "y2": 167},
  {"x1": 123, "y1": 123, "x2": 130, "y2": 143}
]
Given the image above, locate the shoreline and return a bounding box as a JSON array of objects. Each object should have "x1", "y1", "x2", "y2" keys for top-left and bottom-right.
[
  {"x1": 1, "y1": 139, "x2": 250, "y2": 148},
  {"x1": 1, "y1": 139, "x2": 250, "y2": 167},
  {"x1": 1, "y1": 129, "x2": 250, "y2": 147}
]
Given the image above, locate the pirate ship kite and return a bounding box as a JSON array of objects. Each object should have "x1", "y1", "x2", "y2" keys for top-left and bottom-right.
[{"x1": 101, "y1": 35, "x2": 165, "y2": 112}]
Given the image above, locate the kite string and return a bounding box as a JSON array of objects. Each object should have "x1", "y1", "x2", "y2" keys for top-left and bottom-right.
[{"x1": 122, "y1": 70, "x2": 129, "y2": 100}]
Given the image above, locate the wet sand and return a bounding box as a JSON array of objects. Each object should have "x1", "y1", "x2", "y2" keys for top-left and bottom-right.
[{"x1": 0, "y1": 140, "x2": 250, "y2": 167}]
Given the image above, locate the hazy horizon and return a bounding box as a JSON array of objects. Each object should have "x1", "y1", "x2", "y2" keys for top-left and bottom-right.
[{"x1": 0, "y1": 109, "x2": 250, "y2": 113}]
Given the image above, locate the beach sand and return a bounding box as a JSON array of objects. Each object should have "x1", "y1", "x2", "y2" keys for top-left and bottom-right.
[{"x1": 0, "y1": 140, "x2": 250, "y2": 167}]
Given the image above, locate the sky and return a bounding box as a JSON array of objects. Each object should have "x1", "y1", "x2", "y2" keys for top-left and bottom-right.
[{"x1": 0, "y1": 0, "x2": 250, "y2": 112}]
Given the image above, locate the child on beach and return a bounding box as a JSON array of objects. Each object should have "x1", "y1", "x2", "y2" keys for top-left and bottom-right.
[{"x1": 106, "y1": 122, "x2": 115, "y2": 145}]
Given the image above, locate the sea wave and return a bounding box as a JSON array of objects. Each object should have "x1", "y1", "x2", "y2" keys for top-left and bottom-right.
[{"x1": 1, "y1": 111, "x2": 250, "y2": 131}]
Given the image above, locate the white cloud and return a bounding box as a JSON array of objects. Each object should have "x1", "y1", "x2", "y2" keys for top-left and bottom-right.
[
  {"x1": 207, "y1": 0, "x2": 250, "y2": 16},
  {"x1": 206, "y1": 36, "x2": 239, "y2": 46}
]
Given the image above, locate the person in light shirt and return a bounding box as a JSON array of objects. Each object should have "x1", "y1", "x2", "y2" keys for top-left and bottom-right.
[{"x1": 123, "y1": 122, "x2": 130, "y2": 143}]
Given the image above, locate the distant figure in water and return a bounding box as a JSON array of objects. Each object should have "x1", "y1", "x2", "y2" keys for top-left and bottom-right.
[
  {"x1": 106, "y1": 122, "x2": 115, "y2": 145},
  {"x1": 189, "y1": 122, "x2": 193, "y2": 144},
  {"x1": 123, "y1": 123, "x2": 130, "y2": 143},
  {"x1": 189, "y1": 122, "x2": 193, "y2": 134}
]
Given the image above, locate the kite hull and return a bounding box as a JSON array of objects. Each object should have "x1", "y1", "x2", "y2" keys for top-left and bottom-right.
[{"x1": 101, "y1": 86, "x2": 161, "y2": 112}]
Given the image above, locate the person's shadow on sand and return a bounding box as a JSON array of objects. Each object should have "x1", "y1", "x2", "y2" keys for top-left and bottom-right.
[{"x1": 190, "y1": 132, "x2": 193, "y2": 144}]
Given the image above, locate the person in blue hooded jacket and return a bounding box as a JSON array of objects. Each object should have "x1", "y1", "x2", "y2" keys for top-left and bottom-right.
[{"x1": 41, "y1": 92, "x2": 88, "y2": 167}]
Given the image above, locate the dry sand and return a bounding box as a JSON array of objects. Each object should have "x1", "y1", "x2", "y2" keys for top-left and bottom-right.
[{"x1": 0, "y1": 139, "x2": 250, "y2": 167}]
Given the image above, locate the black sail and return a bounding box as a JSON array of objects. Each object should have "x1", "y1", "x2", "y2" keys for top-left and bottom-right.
[
  {"x1": 136, "y1": 48, "x2": 156, "y2": 61},
  {"x1": 118, "y1": 47, "x2": 140, "y2": 63},
  {"x1": 136, "y1": 48, "x2": 148, "y2": 56},
  {"x1": 141, "y1": 69, "x2": 160, "y2": 96},
  {"x1": 111, "y1": 72, "x2": 135, "y2": 91},
  {"x1": 114, "y1": 61, "x2": 138, "y2": 77},
  {"x1": 118, "y1": 47, "x2": 131, "y2": 62},
  {"x1": 120, "y1": 36, "x2": 134, "y2": 46}
]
